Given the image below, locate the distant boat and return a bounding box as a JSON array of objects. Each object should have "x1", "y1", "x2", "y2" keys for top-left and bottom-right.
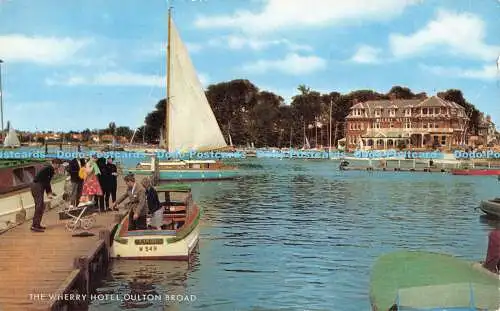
[
  {"x1": 3, "y1": 121, "x2": 20, "y2": 148},
  {"x1": 451, "y1": 169, "x2": 500, "y2": 176},
  {"x1": 370, "y1": 251, "x2": 499, "y2": 311},
  {"x1": 127, "y1": 7, "x2": 237, "y2": 181}
]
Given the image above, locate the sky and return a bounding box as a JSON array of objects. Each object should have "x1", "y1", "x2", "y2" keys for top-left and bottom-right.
[{"x1": 0, "y1": 0, "x2": 499, "y2": 132}]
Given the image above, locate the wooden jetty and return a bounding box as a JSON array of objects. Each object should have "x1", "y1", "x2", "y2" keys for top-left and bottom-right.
[{"x1": 0, "y1": 176, "x2": 133, "y2": 311}]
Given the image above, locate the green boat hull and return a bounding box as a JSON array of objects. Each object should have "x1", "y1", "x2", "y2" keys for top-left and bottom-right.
[{"x1": 370, "y1": 251, "x2": 500, "y2": 310}]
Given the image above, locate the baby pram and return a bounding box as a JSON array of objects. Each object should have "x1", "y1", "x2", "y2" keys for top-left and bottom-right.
[{"x1": 58, "y1": 201, "x2": 99, "y2": 232}]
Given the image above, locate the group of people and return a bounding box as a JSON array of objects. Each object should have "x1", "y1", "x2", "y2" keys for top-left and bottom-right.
[
  {"x1": 30, "y1": 156, "x2": 164, "y2": 232},
  {"x1": 66, "y1": 155, "x2": 118, "y2": 212}
]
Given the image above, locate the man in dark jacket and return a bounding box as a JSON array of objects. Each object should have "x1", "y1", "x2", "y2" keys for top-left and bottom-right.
[
  {"x1": 104, "y1": 157, "x2": 118, "y2": 210},
  {"x1": 31, "y1": 159, "x2": 62, "y2": 232},
  {"x1": 68, "y1": 158, "x2": 84, "y2": 207},
  {"x1": 96, "y1": 157, "x2": 108, "y2": 212}
]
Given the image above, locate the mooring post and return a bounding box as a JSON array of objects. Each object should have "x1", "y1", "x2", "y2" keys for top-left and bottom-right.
[
  {"x1": 152, "y1": 154, "x2": 160, "y2": 186},
  {"x1": 73, "y1": 256, "x2": 90, "y2": 295},
  {"x1": 99, "y1": 229, "x2": 111, "y2": 266}
]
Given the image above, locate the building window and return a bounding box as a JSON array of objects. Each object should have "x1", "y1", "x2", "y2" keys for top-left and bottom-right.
[
  {"x1": 423, "y1": 108, "x2": 427, "y2": 114},
  {"x1": 389, "y1": 109, "x2": 395, "y2": 117},
  {"x1": 404, "y1": 109, "x2": 411, "y2": 116},
  {"x1": 375, "y1": 109, "x2": 381, "y2": 117},
  {"x1": 423, "y1": 123, "x2": 428, "y2": 129},
  {"x1": 441, "y1": 136, "x2": 446, "y2": 145},
  {"x1": 436, "y1": 108, "x2": 440, "y2": 114}
]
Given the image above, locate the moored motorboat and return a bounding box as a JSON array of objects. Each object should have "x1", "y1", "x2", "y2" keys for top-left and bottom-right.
[
  {"x1": 0, "y1": 159, "x2": 66, "y2": 231},
  {"x1": 110, "y1": 184, "x2": 201, "y2": 260},
  {"x1": 479, "y1": 199, "x2": 500, "y2": 218},
  {"x1": 451, "y1": 169, "x2": 500, "y2": 175},
  {"x1": 370, "y1": 251, "x2": 500, "y2": 311}
]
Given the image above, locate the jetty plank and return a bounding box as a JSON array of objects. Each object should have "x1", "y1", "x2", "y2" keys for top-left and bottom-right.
[{"x1": 0, "y1": 177, "x2": 130, "y2": 310}]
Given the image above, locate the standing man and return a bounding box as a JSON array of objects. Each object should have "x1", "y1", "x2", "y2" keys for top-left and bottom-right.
[
  {"x1": 111, "y1": 174, "x2": 147, "y2": 230},
  {"x1": 31, "y1": 158, "x2": 62, "y2": 232},
  {"x1": 105, "y1": 157, "x2": 118, "y2": 210},
  {"x1": 68, "y1": 157, "x2": 84, "y2": 207}
]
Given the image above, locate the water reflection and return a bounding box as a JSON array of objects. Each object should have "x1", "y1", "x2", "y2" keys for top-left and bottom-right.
[
  {"x1": 92, "y1": 159, "x2": 499, "y2": 311},
  {"x1": 90, "y1": 250, "x2": 199, "y2": 311}
]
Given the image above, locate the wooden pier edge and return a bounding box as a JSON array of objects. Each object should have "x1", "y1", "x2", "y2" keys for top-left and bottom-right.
[{"x1": 47, "y1": 229, "x2": 111, "y2": 311}]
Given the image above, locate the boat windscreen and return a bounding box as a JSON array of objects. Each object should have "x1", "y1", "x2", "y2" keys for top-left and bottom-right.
[{"x1": 395, "y1": 283, "x2": 499, "y2": 310}]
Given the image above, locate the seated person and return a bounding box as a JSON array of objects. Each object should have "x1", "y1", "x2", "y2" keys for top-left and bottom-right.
[
  {"x1": 483, "y1": 228, "x2": 500, "y2": 273},
  {"x1": 141, "y1": 177, "x2": 164, "y2": 230}
]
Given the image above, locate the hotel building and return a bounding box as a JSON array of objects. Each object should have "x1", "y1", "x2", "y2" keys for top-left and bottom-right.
[{"x1": 345, "y1": 95, "x2": 469, "y2": 150}]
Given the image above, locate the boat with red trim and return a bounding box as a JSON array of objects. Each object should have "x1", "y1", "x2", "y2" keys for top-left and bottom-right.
[
  {"x1": 110, "y1": 183, "x2": 200, "y2": 260},
  {"x1": 450, "y1": 169, "x2": 500, "y2": 175}
]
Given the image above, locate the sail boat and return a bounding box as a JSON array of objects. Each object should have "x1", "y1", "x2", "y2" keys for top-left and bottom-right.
[
  {"x1": 128, "y1": 8, "x2": 237, "y2": 181},
  {"x1": 3, "y1": 121, "x2": 20, "y2": 148}
]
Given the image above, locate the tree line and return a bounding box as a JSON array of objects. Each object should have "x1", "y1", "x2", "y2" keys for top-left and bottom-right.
[{"x1": 141, "y1": 79, "x2": 482, "y2": 148}]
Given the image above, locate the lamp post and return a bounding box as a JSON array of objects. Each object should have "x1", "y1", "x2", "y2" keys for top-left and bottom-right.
[{"x1": 0, "y1": 59, "x2": 4, "y2": 133}]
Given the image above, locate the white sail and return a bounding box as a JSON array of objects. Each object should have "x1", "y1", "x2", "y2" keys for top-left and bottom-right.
[
  {"x1": 4, "y1": 124, "x2": 20, "y2": 147},
  {"x1": 167, "y1": 18, "x2": 227, "y2": 152}
]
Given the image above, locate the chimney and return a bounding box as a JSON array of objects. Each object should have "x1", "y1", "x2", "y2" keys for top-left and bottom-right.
[
  {"x1": 486, "y1": 115, "x2": 491, "y2": 122},
  {"x1": 389, "y1": 93, "x2": 396, "y2": 101},
  {"x1": 352, "y1": 99, "x2": 358, "y2": 105}
]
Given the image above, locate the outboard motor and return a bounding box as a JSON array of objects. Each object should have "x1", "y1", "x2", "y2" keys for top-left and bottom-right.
[
  {"x1": 339, "y1": 160, "x2": 349, "y2": 170},
  {"x1": 484, "y1": 228, "x2": 500, "y2": 273}
]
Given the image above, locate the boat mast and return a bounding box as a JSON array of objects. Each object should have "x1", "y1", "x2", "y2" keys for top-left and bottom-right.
[{"x1": 165, "y1": 6, "x2": 172, "y2": 152}]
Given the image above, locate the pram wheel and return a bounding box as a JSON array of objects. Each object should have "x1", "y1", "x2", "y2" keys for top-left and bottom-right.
[
  {"x1": 81, "y1": 216, "x2": 96, "y2": 230},
  {"x1": 66, "y1": 220, "x2": 79, "y2": 231}
]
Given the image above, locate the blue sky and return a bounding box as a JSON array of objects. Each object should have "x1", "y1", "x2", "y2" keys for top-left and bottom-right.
[{"x1": 0, "y1": 0, "x2": 499, "y2": 132}]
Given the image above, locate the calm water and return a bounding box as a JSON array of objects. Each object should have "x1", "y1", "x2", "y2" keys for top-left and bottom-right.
[{"x1": 84, "y1": 158, "x2": 500, "y2": 311}]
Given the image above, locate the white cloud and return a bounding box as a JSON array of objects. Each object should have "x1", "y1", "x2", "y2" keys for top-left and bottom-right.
[
  {"x1": 0, "y1": 34, "x2": 90, "y2": 65},
  {"x1": 209, "y1": 35, "x2": 312, "y2": 51},
  {"x1": 350, "y1": 45, "x2": 382, "y2": 64},
  {"x1": 420, "y1": 64, "x2": 498, "y2": 80},
  {"x1": 46, "y1": 71, "x2": 210, "y2": 87},
  {"x1": 389, "y1": 10, "x2": 499, "y2": 61},
  {"x1": 46, "y1": 72, "x2": 164, "y2": 87},
  {"x1": 185, "y1": 42, "x2": 203, "y2": 53},
  {"x1": 241, "y1": 53, "x2": 326, "y2": 75},
  {"x1": 197, "y1": 73, "x2": 210, "y2": 86},
  {"x1": 195, "y1": 0, "x2": 421, "y2": 34}
]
